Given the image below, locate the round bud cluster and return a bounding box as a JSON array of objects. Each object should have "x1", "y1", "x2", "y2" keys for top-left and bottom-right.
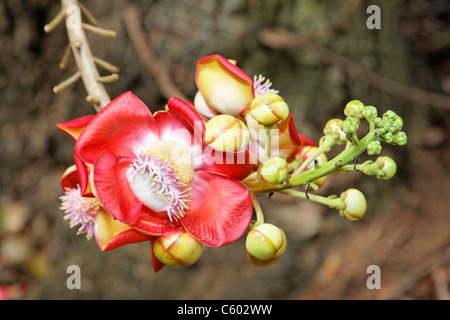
[
  {"x1": 362, "y1": 105, "x2": 378, "y2": 122},
  {"x1": 341, "y1": 100, "x2": 364, "y2": 136},
  {"x1": 339, "y1": 188, "x2": 367, "y2": 222},
  {"x1": 250, "y1": 93, "x2": 289, "y2": 126},
  {"x1": 367, "y1": 140, "x2": 382, "y2": 156},
  {"x1": 261, "y1": 157, "x2": 289, "y2": 184},
  {"x1": 205, "y1": 114, "x2": 249, "y2": 152},
  {"x1": 344, "y1": 100, "x2": 365, "y2": 119},
  {"x1": 373, "y1": 110, "x2": 407, "y2": 146},
  {"x1": 246, "y1": 223, "x2": 287, "y2": 266},
  {"x1": 153, "y1": 231, "x2": 203, "y2": 268}
]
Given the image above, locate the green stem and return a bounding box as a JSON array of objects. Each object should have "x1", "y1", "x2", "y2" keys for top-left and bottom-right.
[
  {"x1": 278, "y1": 189, "x2": 344, "y2": 210},
  {"x1": 245, "y1": 129, "x2": 379, "y2": 193},
  {"x1": 251, "y1": 193, "x2": 264, "y2": 227}
]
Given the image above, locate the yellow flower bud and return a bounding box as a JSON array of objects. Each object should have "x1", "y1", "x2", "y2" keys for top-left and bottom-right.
[
  {"x1": 261, "y1": 157, "x2": 289, "y2": 184},
  {"x1": 153, "y1": 231, "x2": 203, "y2": 268},
  {"x1": 250, "y1": 93, "x2": 289, "y2": 126},
  {"x1": 205, "y1": 114, "x2": 249, "y2": 152},
  {"x1": 296, "y1": 146, "x2": 328, "y2": 188},
  {"x1": 376, "y1": 156, "x2": 397, "y2": 180},
  {"x1": 339, "y1": 188, "x2": 367, "y2": 222},
  {"x1": 323, "y1": 119, "x2": 347, "y2": 145},
  {"x1": 246, "y1": 223, "x2": 287, "y2": 266}
]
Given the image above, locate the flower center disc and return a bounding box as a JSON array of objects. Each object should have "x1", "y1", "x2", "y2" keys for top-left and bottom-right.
[{"x1": 127, "y1": 142, "x2": 194, "y2": 221}]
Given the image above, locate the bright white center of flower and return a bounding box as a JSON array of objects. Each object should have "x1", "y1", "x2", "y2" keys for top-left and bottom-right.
[
  {"x1": 60, "y1": 186, "x2": 100, "y2": 240},
  {"x1": 126, "y1": 142, "x2": 194, "y2": 222},
  {"x1": 253, "y1": 74, "x2": 279, "y2": 97}
]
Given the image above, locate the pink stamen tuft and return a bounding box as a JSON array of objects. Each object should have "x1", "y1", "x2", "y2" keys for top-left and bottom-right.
[{"x1": 60, "y1": 186, "x2": 100, "y2": 240}]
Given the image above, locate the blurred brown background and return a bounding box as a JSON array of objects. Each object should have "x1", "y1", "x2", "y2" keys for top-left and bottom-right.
[{"x1": 0, "y1": 0, "x2": 449, "y2": 299}]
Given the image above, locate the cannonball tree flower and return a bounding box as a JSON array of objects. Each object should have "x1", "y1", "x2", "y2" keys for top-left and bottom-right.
[
  {"x1": 58, "y1": 116, "x2": 153, "y2": 252},
  {"x1": 74, "y1": 92, "x2": 253, "y2": 251}
]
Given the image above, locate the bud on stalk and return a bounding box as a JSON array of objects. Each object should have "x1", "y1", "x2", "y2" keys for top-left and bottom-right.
[{"x1": 246, "y1": 223, "x2": 287, "y2": 266}]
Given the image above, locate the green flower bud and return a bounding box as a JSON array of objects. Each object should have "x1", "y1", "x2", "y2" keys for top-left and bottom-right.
[
  {"x1": 323, "y1": 119, "x2": 347, "y2": 145},
  {"x1": 205, "y1": 114, "x2": 250, "y2": 152},
  {"x1": 153, "y1": 231, "x2": 203, "y2": 268},
  {"x1": 246, "y1": 223, "x2": 287, "y2": 266},
  {"x1": 344, "y1": 100, "x2": 365, "y2": 119},
  {"x1": 367, "y1": 140, "x2": 382, "y2": 156},
  {"x1": 261, "y1": 157, "x2": 289, "y2": 184},
  {"x1": 382, "y1": 132, "x2": 394, "y2": 144},
  {"x1": 363, "y1": 105, "x2": 378, "y2": 121},
  {"x1": 250, "y1": 93, "x2": 289, "y2": 126},
  {"x1": 376, "y1": 156, "x2": 397, "y2": 180},
  {"x1": 373, "y1": 116, "x2": 382, "y2": 127},
  {"x1": 339, "y1": 188, "x2": 367, "y2": 222},
  {"x1": 389, "y1": 115, "x2": 403, "y2": 133},
  {"x1": 341, "y1": 117, "x2": 360, "y2": 134},
  {"x1": 393, "y1": 131, "x2": 407, "y2": 146},
  {"x1": 383, "y1": 110, "x2": 398, "y2": 121}
]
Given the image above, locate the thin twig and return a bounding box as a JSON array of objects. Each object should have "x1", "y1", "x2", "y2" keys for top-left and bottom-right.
[
  {"x1": 123, "y1": 5, "x2": 188, "y2": 102},
  {"x1": 259, "y1": 29, "x2": 450, "y2": 110},
  {"x1": 60, "y1": 0, "x2": 114, "y2": 112}
]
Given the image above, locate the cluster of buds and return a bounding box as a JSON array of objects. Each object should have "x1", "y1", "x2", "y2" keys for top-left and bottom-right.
[{"x1": 56, "y1": 53, "x2": 407, "y2": 271}]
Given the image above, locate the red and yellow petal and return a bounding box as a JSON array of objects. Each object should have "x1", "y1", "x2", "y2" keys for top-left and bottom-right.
[
  {"x1": 57, "y1": 115, "x2": 94, "y2": 141},
  {"x1": 195, "y1": 54, "x2": 254, "y2": 117},
  {"x1": 95, "y1": 208, "x2": 152, "y2": 251},
  {"x1": 180, "y1": 171, "x2": 253, "y2": 247}
]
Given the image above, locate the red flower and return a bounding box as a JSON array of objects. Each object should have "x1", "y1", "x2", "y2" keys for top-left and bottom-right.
[
  {"x1": 74, "y1": 92, "x2": 253, "y2": 248},
  {"x1": 58, "y1": 116, "x2": 152, "y2": 252}
]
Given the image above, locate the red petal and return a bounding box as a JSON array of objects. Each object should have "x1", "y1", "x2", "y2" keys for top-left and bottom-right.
[
  {"x1": 132, "y1": 207, "x2": 184, "y2": 237},
  {"x1": 60, "y1": 164, "x2": 79, "y2": 190},
  {"x1": 167, "y1": 97, "x2": 205, "y2": 139},
  {"x1": 200, "y1": 145, "x2": 252, "y2": 180},
  {"x1": 76, "y1": 92, "x2": 159, "y2": 164},
  {"x1": 153, "y1": 109, "x2": 198, "y2": 148},
  {"x1": 57, "y1": 115, "x2": 94, "y2": 141},
  {"x1": 73, "y1": 153, "x2": 93, "y2": 197},
  {"x1": 149, "y1": 239, "x2": 166, "y2": 273},
  {"x1": 93, "y1": 151, "x2": 142, "y2": 224},
  {"x1": 180, "y1": 171, "x2": 252, "y2": 247},
  {"x1": 286, "y1": 114, "x2": 316, "y2": 147}
]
